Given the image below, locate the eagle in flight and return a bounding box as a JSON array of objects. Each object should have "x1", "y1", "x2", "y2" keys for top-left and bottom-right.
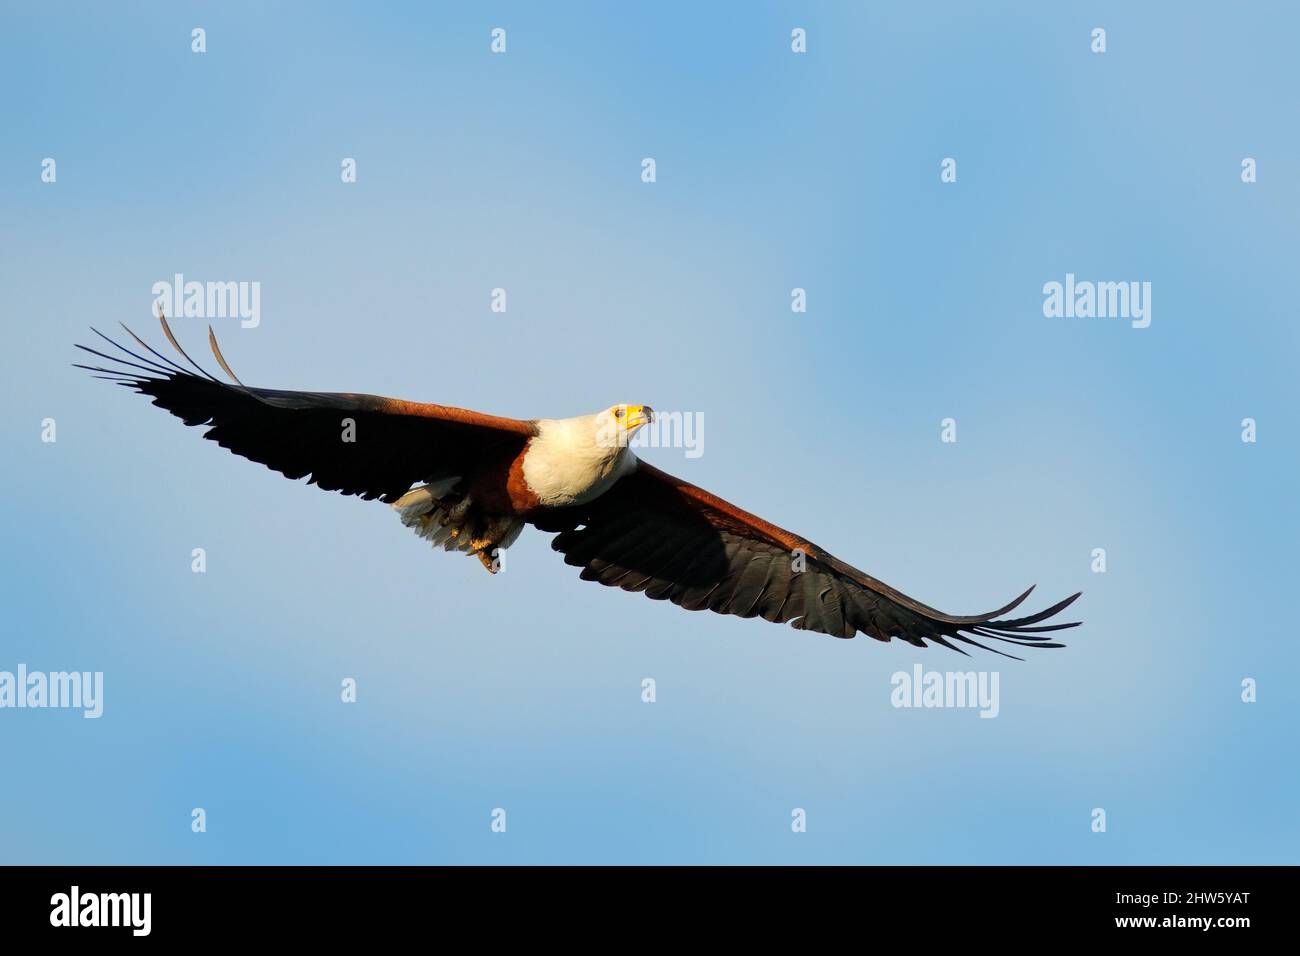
[{"x1": 76, "y1": 318, "x2": 1081, "y2": 659}]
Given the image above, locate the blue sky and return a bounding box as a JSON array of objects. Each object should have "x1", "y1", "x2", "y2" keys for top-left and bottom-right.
[{"x1": 1, "y1": 2, "x2": 1296, "y2": 864}]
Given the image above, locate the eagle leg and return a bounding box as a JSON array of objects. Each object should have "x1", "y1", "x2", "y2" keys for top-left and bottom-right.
[{"x1": 467, "y1": 515, "x2": 525, "y2": 574}]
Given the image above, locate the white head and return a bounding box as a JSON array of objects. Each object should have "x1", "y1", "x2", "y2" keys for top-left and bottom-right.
[{"x1": 593, "y1": 403, "x2": 654, "y2": 449}]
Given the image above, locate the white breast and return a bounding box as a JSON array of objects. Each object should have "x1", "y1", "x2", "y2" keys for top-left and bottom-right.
[{"x1": 521, "y1": 415, "x2": 636, "y2": 507}]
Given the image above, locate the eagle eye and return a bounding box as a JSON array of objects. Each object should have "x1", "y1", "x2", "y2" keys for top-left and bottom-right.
[{"x1": 614, "y1": 408, "x2": 625, "y2": 419}]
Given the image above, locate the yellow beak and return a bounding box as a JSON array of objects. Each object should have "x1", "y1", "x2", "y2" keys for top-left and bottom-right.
[{"x1": 624, "y1": 405, "x2": 653, "y2": 429}]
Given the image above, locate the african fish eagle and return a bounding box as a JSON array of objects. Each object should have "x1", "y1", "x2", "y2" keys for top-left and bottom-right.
[{"x1": 75, "y1": 317, "x2": 1081, "y2": 658}]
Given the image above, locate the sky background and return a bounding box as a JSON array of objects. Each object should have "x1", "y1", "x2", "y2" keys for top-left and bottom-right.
[{"x1": 1, "y1": 2, "x2": 1296, "y2": 864}]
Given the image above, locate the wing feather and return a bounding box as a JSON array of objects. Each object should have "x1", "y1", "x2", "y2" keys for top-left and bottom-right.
[
  {"x1": 78, "y1": 319, "x2": 536, "y2": 503},
  {"x1": 540, "y1": 460, "x2": 1081, "y2": 658}
]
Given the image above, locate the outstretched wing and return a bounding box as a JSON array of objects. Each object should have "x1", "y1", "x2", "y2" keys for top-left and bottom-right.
[
  {"x1": 537, "y1": 461, "x2": 1081, "y2": 659},
  {"x1": 76, "y1": 318, "x2": 536, "y2": 503}
]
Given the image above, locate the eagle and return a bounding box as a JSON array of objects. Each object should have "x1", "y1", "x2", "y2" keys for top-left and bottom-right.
[{"x1": 76, "y1": 317, "x2": 1081, "y2": 659}]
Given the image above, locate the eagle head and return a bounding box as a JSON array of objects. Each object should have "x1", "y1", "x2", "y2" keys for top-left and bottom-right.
[{"x1": 593, "y1": 404, "x2": 654, "y2": 449}]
